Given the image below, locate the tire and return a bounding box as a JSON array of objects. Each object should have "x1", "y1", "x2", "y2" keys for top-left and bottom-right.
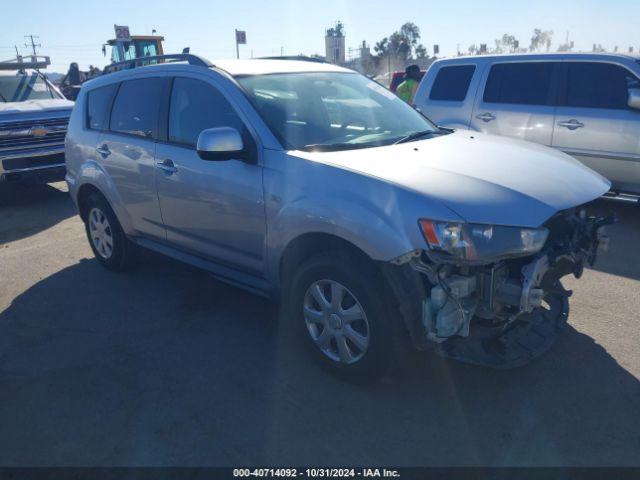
[
  {"x1": 82, "y1": 192, "x2": 135, "y2": 271},
  {"x1": 286, "y1": 251, "x2": 409, "y2": 382}
]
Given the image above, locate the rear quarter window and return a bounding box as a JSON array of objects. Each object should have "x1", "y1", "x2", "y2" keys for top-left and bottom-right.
[
  {"x1": 86, "y1": 83, "x2": 117, "y2": 130},
  {"x1": 429, "y1": 65, "x2": 476, "y2": 101}
]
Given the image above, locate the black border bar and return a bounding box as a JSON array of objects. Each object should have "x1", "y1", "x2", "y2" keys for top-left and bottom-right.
[{"x1": 0, "y1": 468, "x2": 639, "y2": 480}]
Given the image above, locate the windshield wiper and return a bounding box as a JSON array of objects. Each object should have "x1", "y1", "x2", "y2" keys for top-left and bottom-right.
[{"x1": 393, "y1": 130, "x2": 439, "y2": 144}]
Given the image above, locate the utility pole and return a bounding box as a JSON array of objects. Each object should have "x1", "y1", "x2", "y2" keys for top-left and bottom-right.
[
  {"x1": 24, "y1": 35, "x2": 41, "y2": 56},
  {"x1": 14, "y1": 45, "x2": 21, "y2": 58}
]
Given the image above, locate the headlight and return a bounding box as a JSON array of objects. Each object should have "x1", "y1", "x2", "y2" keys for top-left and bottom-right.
[{"x1": 419, "y1": 219, "x2": 549, "y2": 263}]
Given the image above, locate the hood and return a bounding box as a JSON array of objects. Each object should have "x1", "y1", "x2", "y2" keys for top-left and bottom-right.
[
  {"x1": 294, "y1": 131, "x2": 611, "y2": 227},
  {"x1": 0, "y1": 99, "x2": 73, "y2": 115}
]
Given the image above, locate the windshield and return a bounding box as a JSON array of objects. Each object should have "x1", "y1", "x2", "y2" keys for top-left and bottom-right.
[
  {"x1": 0, "y1": 73, "x2": 60, "y2": 102},
  {"x1": 236, "y1": 72, "x2": 438, "y2": 151}
]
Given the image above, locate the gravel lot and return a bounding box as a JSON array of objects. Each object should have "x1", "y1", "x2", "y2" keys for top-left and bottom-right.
[{"x1": 0, "y1": 182, "x2": 639, "y2": 466}]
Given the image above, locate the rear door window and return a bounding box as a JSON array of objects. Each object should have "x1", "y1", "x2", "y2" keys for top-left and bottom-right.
[
  {"x1": 563, "y1": 62, "x2": 638, "y2": 109},
  {"x1": 429, "y1": 65, "x2": 476, "y2": 101},
  {"x1": 86, "y1": 83, "x2": 117, "y2": 130},
  {"x1": 109, "y1": 78, "x2": 164, "y2": 138},
  {"x1": 483, "y1": 62, "x2": 556, "y2": 105}
]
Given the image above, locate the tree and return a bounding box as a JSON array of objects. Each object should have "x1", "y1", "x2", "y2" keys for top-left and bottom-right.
[
  {"x1": 415, "y1": 44, "x2": 428, "y2": 59},
  {"x1": 374, "y1": 37, "x2": 389, "y2": 56},
  {"x1": 326, "y1": 21, "x2": 345, "y2": 38},
  {"x1": 557, "y1": 40, "x2": 574, "y2": 52},
  {"x1": 495, "y1": 33, "x2": 518, "y2": 53},
  {"x1": 399, "y1": 22, "x2": 421, "y2": 50},
  {"x1": 529, "y1": 29, "x2": 553, "y2": 52},
  {"x1": 387, "y1": 31, "x2": 412, "y2": 60},
  {"x1": 468, "y1": 44, "x2": 478, "y2": 55},
  {"x1": 372, "y1": 22, "x2": 423, "y2": 62}
]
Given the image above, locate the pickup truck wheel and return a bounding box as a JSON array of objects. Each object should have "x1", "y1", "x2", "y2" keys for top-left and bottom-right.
[
  {"x1": 288, "y1": 252, "x2": 404, "y2": 382},
  {"x1": 83, "y1": 193, "x2": 134, "y2": 271}
]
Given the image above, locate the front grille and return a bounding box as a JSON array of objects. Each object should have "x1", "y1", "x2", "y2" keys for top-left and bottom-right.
[
  {"x1": 2, "y1": 152, "x2": 65, "y2": 171},
  {"x1": 0, "y1": 116, "x2": 69, "y2": 153}
]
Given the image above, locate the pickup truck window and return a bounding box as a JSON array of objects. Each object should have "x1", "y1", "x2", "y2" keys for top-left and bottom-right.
[
  {"x1": 109, "y1": 78, "x2": 164, "y2": 139},
  {"x1": 0, "y1": 73, "x2": 60, "y2": 102},
  {"x1": 237, "y1": 72, "x2": 437, "y2": 151},
  {"x1": 86, "y1": 83, "x2": 117, "y2": 131},
  {"x1": 483, "y1": 62, "x2": 556, "y2": 106},
  {"x1": 564, "y1": 62, "x2": 640, "y2": 109},
  {"x1": 429, "y1": 65, "x2": 476, "y2": 101}
]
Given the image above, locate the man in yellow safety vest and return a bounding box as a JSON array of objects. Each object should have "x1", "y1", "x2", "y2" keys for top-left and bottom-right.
[{"x1": 396, "y1": 64, "x2": 421, "y2": 104}]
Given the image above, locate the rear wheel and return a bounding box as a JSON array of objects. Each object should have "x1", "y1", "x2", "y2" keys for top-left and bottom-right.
[
  {"x1": 83, "y1": 192, "x2": 135, "y2": 271},
  {"x1": 287, "y1": 252, "x2": 408, "y2": 382}
]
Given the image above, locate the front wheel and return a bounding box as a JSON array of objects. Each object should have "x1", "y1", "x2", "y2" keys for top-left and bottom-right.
[{"x1": 287, "y1": 252, "x2": 408, "y2": 382}]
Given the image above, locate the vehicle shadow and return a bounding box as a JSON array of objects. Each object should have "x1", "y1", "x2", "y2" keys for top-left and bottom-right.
[
  {"x1": 0, "y1": 253, "x2": 638, "y2": 466},
  {"x1": 0, "y1": 182, "x2": 76, "y2": 245},
  {"x1": 585, "y1": 199, "x2": 640, "y2": 281}
]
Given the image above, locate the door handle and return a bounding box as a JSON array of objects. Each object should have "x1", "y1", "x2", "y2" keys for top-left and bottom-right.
[
  {"x1": 96, "y1": 144, "x2": 111, "y2": 158},
  {"x1": 558, "y1": 119, "x2": 584, "y2": 130},
  {"x1": 155, "y1": 159, "x2": 178, "y2": 174},
  {"x1": 475, "y1": 112, "x2": 496, "y2": 122}
]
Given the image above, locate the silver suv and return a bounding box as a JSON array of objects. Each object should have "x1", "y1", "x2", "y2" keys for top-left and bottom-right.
[
  {"x1": 413, "y1": 53, "x2": 640, "y2": 197},
  {"x1": 65, "y1": 54, "x2": 613, "y2": 380}
]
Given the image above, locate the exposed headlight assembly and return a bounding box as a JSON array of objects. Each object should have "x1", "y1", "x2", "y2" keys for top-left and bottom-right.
[{"x1": 419, "y1": 219, "x2": 549, "y2": 263}]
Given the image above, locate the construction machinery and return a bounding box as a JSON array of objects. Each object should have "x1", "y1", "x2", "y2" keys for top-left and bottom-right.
[{"x1": 103, "y1": 25, "x2": 165, "y2": 64}]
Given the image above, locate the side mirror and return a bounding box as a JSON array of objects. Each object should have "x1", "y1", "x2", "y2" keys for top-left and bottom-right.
[
  {"x1": 196, "y1": 127, "x2": 245, "y2": 161},
  {"x1": 628, "y1": 89, "x2": 640, "y2": 110}
]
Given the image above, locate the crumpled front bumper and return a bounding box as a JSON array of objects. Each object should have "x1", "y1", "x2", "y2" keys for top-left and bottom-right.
[
  {"x1": 435, "y1": 290, "x2": 569, "y2": 368},
  {"x1": 384, "y1": 207, "x2": 616, "y2": 368}
]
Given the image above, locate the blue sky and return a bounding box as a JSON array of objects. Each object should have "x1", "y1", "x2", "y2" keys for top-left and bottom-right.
[{"x1": 2, "y1": 0, "x2": 639, "y2": 72}]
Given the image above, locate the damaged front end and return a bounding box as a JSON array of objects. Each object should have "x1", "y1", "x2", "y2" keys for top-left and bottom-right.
[{"x1": 388, "y1": 207, "x2": 616, "y2": 368}]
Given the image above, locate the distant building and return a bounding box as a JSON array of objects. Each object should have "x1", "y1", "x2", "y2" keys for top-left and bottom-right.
[
  {"x1": 359, "y1": 40, "x2": 370, "y2": 61},
  {"x1": 325, "y1": 22, "x2": 346, "y2": 65}
]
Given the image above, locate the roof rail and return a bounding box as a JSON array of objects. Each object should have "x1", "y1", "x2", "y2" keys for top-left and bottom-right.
[
  {"x1": 103, "y1": 53, "x2": 213, "y2": 75},
  {"x1": 0, "y1": 55, "x2": 51, "y2": 71},
  {"x1": 259, "y1": 55, "x2": 328, "y2": 64}
]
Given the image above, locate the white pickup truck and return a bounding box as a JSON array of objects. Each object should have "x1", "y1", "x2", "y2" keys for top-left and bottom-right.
[{"x1": 0, "y1": 56, "x2": 73, "y2": 184}]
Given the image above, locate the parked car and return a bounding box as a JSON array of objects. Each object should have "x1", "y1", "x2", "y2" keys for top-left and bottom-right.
[
  {"x1": 0, "y1": 56, "x2": 73, "y2": 184},
  {"x1": 413, "y1": 53, "x2": 640, "y2": 197},
  {"x1": 65, "y1": 54, "x2": 613, "y2": 380}
]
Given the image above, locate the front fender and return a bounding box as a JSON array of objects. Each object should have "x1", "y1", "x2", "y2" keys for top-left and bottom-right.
[
  {"x1": 265, "y1": 186, "x2": 459, "y2": 286},
  {"x1": 271, "y1": 192, "x2": 413, "y2": 259}
]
